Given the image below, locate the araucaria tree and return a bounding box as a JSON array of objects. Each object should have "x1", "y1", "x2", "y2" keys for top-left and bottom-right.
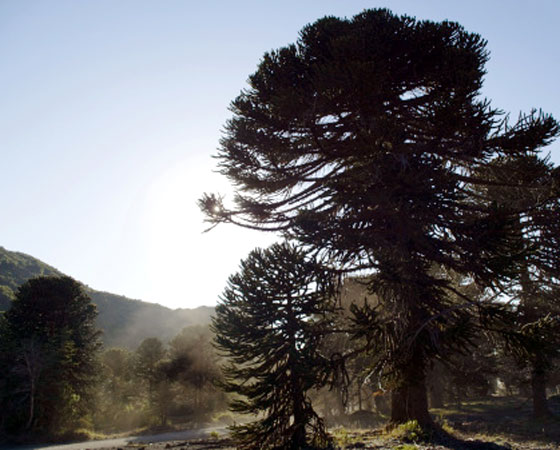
[
  {"x1": 212, "y1": 243, "x2": 335, "y2": 450},
  {"x1": 0, "y1": 276, "x2": 101, "y2": 436},
  {"x1": 481, "y1": 156, "x2": 560, "y2": 417},
  {"x1": 200, "y1": 9, "x2": 560, "y2": 426}
]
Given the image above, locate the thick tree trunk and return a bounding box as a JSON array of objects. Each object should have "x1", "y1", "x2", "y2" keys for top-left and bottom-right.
[
  {"x1": 391, "y1": 379, "x2": 432, "y2": 426},
  {"x1": 390, "y1": 353, "x2": 432, "y2": 427},
  {"x1": 531, "y1": 366, "x2": 550, "y2": 418},
  {"x1": 291, "y1": 373, "x2": 307, "y2": 450}
]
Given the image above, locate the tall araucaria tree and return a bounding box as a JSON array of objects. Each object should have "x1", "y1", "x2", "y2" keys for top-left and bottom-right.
[
  {"x1": 200, "y1": 9, "x2": 560, "y2": 426},
  {"x1": 212, "y1": 243, "x2": 336, "y2": 450}
]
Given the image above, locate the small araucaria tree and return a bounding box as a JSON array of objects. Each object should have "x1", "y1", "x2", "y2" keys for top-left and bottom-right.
[
  {"x1": 200, "y1": 9, "x2": 560, "y2": 426},
  {"x1": 212, "y1": 242, "x2": 336, "y2": 450}
]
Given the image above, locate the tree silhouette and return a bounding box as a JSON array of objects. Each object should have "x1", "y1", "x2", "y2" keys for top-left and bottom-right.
[
  {"x1": 0, "y1": 276, "x2": 101, "y2": 436},
  {"x1": 481, "y1": 156, "x2": 560, "y2": 417},
  {"x1": 200, "y1": 9, "x2": 560, "y2": 426},
  {"x1": 212, "y1": 243, "x2": 336, "y2": 450}
]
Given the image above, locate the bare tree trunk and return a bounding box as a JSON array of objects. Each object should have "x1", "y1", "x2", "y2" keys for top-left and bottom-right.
[
  {"x1": 22, "y1": 340, "x2": 42, "y2": 431},
  {"x1": 390, "y1": 352, "x2": 432, "y2": 427},
  {"x1": 391, "y1": 381, "x2": 432, "y2": 426},
  {"x1": 291, "y1": 385, "x2": 307, "y2": 450},
  {"x1": 25, "y1": 358, "x2": 35, "y2": 431},
  {"x1": 287, "y1": 297, "x2": 308, "y2": 450},
  {"x1": 531, "y1": 360, "x2": 551, "y2": 418}
]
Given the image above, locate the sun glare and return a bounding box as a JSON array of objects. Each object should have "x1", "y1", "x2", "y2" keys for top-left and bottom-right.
[{"x1": 141, "y1": 155, "x2": 276, "y2": 309}]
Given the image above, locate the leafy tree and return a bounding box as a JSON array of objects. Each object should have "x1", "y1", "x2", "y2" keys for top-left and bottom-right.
[
  {"x1": 200, "y1": 9, "x2": 560, "y2": 426},
  {"x1": 134, "y1": 337, "x2": 171, "y2": 424},
  {"x1": 0, "y1": 276, "x2": 101, "y2": 436},
  {"x1": 212, "y1": 243, "x2": 336, "y2": 450},
  {"x1": 103, "y1": 347, "x2": 133, "y2": 381},
  {"x1": 94, "y1": 347, "x2": 140, "y2": 432},
  {"x1": 135, "y1": 337, "x2": 166, "y2": 392},
  {"x1": 126, "y1": 333, "x2": 225, "y2": 428},
  {"x1": 168, "y1": 325, "x2": 223, "y2": 414}
]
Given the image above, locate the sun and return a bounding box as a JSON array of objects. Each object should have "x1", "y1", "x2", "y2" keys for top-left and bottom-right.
[{"x1": 140, "y1": 155, "x2": 277, "y2": 309}]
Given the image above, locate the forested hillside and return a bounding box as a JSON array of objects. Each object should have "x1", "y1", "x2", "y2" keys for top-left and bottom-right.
[
  {"x1": 0, "y1": 246, "x2": 214, "y2": 347},
  {"x1": 0, "y1": 246, "x2": 62, "y2": 310}
]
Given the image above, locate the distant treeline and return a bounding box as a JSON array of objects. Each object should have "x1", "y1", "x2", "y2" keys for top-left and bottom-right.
[
  {"x1": 0, "y1": 246, "x2": 214, "y2": 348},
  {"x1": 0, "y1": 275, "x2": 224, "y2": 442}
]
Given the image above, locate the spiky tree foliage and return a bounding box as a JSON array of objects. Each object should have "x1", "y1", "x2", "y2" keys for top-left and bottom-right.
[
  {"x1": 212, "y1": 243, "x2": 336, "y2": 450},
  {"x1": 480, "y1": 156, "x2": 560, "y2": 417},
  {"x1": 200, "y1": 9, "x2": 560, "y2": 425}
]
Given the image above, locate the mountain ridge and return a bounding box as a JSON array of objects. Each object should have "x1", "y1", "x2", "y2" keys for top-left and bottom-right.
[{"x1": 0, "y1": 246, "x2": 214, "y2": 348}]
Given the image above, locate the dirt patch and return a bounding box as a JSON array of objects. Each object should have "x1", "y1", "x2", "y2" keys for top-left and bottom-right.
[{"x1": 93, "y1": 437, "x2": 236, "y2": 450}]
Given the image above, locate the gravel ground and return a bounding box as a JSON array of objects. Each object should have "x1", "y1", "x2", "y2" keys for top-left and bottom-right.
[
  {"x1": 4, "y1": 434, "x2": 559, "y2": 450},
  {"x1": 69, "y1": 433, "x2": 559, "y2": 450}
]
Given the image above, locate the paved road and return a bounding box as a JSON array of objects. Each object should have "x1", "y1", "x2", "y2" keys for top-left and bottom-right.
[{"x1": 0, "y1": 426, "x2": 226, "y2": 450}]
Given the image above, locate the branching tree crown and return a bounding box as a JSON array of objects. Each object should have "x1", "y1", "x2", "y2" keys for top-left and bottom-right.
[{"x1": 201, "y1": 8, "x2": 560, "y2": 425}]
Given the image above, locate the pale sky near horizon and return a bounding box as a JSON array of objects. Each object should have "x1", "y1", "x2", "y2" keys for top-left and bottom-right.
[{"x1": 1, "y1": 1, "x2": 559, "y2": 310}]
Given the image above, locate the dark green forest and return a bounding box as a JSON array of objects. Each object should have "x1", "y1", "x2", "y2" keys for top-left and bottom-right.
[{"x1": 0, "y1": 271, "x2": 223, "y2": 442}]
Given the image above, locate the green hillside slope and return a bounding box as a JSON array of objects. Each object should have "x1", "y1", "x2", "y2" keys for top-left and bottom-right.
[
  {"x1": 0, "y1": 246, "x2": 62, "y2": 310},
  {"x1": 0, "y1": 246, "x2": 214, "y2": 348}
]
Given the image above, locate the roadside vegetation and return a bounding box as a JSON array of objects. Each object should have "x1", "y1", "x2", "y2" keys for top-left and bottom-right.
[
  {"x1": 0, "y1": 275, "x2": 559, "y2": 448},
  {"x1": 0, "y1": 281, "x2": 225, "y2": 444}
]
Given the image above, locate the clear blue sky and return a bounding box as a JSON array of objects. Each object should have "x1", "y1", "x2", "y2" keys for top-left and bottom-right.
[{"x1": 1, "y1": 0, "x2": 559, "y2": 309}]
